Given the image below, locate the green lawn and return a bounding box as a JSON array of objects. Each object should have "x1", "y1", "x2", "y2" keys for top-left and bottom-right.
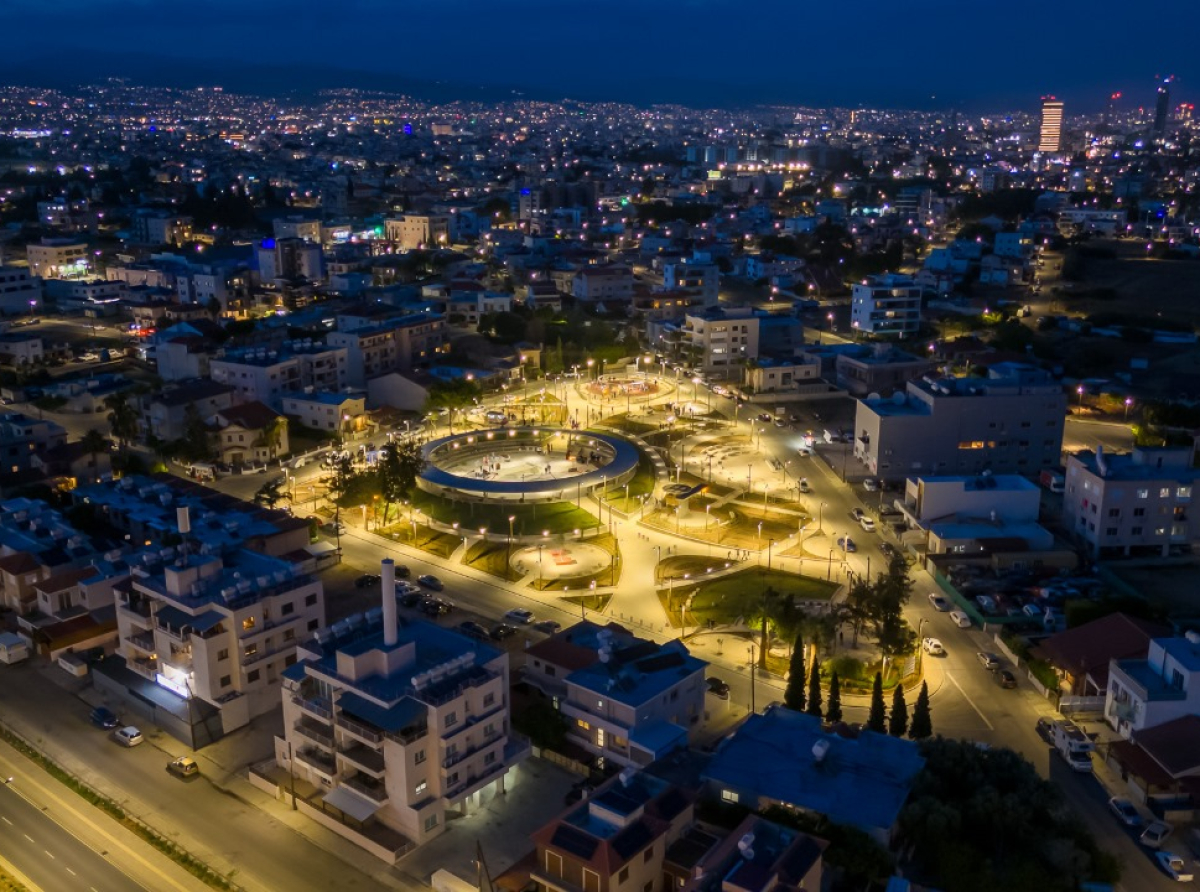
[
  {"x1": 463, "y1": 539, "x2": 521, "y2": 581},
  {"x1": 655, "y1": 555, "x2": 741, "y2": 583},
  {"x1": 601, "y1": 451, "x2": 659, "y2": 512},
  {"x1": 409, "y1": 491, "x2": 601, "y2": 536},
  {"x1": 662, "y1": 568, "x2": 839, "y2": 629}
]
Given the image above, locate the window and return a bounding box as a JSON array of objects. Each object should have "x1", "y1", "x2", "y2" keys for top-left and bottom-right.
[
  {"x1": 247, "y1": 669, "x2": 260, "y2": 683},
  {"x1": 619, "y1": 868, "x2": 630, "y2": 884},
  {"x1": 483, "y1": 692, "x2": 495, "y2": 708},
  {"x1": 484, "y1": 751, "x2": 496, "y2": 766},
  {"x1": 424, "y1": 815, "x2": 438, "y2": 832},
  {"x1": 721, "y1": 789, "x2": 739, "y2": 803},
  {"x1": 446, "y1": 711, "x2": 458, "y2": 727},
  {"x1": 1178, "y1": 486, "x2": 1192, "y2": 499},
  {"x1": 305, "y1": 593, "x2": 318, "y2": 606},
  {"x1": 243, "y1": 617, "x2": 256, "y2": 631},
  {"x1": 447, "y1": 772, "x2": 459, "y2": 785},
  {"x1": 414, "y1": 749, "x2": 426, "y2": 765},
  {"x1": 308, "y1": 619, "x2": 319, "y2": 631},
  {"x1": 1108, "y1": 508, "x2": 1120, "y2": 518},
  {"x1": 1106, "y1": 527, "x2": 1118, "y2": 536},
  {"x1": 414, "y1": 781, "x2": 427, "y2": 795},
  {"x1": 219, "y1": 675, "x2": 231, "y2": 687},
  {"x1": 1155, "y1": 527, "x2": 1166, "y2": 536},
  {"x1": 1132, "y1": 526, "x2": 1143, "y2": 536},
  {"x1": 1137, "y1": 489, "x2": 1149, "y2": 499},
  {"x1": 244, "y1": 644, "x2": 258, "y2": 657},
  {"x1": 597, "y1": 728, "x2": 606, "y2": 748},
  {"x1": 283, "y1": 629, "x2": 295, "y2": 641},
  {"x1": 484, "y1": 723, "x2": 495, "y2": 737},
  {"x1": 1134, "y1": 508, "x2": 1146, "y2": 517},
  {"x1": 281, "y1": 602, "x2": 294, "y2": 616},
  {"x1": 644, "y1": 848, "x2": 654, "y2": 863},
  {"x1": 217, "y1": 648, "x2": 229, "y2": 661},
  {"x1": 597, "y1": 699, "x2": 604, "y2": 709},
  {"x1": 577, "y1": 719, "x2": 591, "y2": 731}
]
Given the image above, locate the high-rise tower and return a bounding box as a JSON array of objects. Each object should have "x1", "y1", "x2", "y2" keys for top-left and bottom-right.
[
  {"x1": 1039, "y1": 97, "x2": 1064, "y2": 153},
  {"x1": 1154, "y1": 77, "x2": 1173, "y2": 136}
]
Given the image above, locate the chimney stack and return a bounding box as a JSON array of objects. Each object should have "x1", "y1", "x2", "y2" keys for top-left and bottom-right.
[{"x1": 381, "y1": 559, "x2": 398, "y2": 646}]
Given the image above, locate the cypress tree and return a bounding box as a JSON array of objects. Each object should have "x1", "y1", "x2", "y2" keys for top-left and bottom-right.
[
  {"x1": 867, "y1": 672, "x2": 887, "y2": 733},
  {"x1": 826, "y1": 671, "x2": 843, "y2": 723},
  {"x1": 783, "y1": 636, "x2": 806, "y2": 712},
  {"x1": 909, "y1": 680, "x2": 933, "y2": 740},
  {"x1": 889, "y1": 684, "x2": 909, "y2": 737},
  {"x1": 805, "y1": 662, "x2": 823, "y2": 717}
]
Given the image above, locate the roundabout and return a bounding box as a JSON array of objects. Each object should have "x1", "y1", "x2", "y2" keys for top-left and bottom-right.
[{"x1": 417, "y1": 427, "x2": 641, "y2": 504}]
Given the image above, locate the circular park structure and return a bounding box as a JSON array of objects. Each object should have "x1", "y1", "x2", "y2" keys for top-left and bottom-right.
[{"x1": 417, "y1": 427, "x2": 640, "y2": 505}]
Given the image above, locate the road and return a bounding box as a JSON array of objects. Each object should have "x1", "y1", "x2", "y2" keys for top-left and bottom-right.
[{"x1": 0, "y1": 776, "x2": 149, "y2": 892}]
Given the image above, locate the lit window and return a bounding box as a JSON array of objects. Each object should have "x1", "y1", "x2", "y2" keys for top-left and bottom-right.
[
  {"x1": 414, "y1": 781, "x2": 427, "y2": 795},
  {"x1": 721, "y1": 789, "x2": 739, "y2": 803}
]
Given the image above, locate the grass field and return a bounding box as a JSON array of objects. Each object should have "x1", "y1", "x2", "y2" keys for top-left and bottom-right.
[
  {"x1": 661, "y1": 568, "x2": 839, "y2": 629},
  {"x1": 409, "y1": 491, "x2": 601, "y2": 536},
  {"x1": 1067, "y1": 240, "x2": 1200, "y2": 328}
]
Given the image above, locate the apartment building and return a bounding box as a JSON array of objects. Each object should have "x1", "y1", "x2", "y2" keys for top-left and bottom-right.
[
  {"x1": 141, "y1": 380, "x2": 236, "y2": 442},
  {"x1": 572, "y1": 266, "x2": 634, "y2": 304},
  {"x1": 446, "y1": 289, "x2": 512, "y2": 330},
  {"x1": 1063, "y1": 446, "x2": 1200, "y2": 558},
  {"x1": 212, "y1": 402, "x2": 289, "y2": 466},
  {"x1": 209, "y1": 342, "x2": 348, "y2": 408},
  {"x1": 834, "y1": 345, "x2": 935, "y2": 398},
  {"x1": 850, "y1": 273, "x2": 921, "y2": 337},
  {"x1": 524, "y1": 621, "x2": 706, "y2": 768},
  {"x1": 1106, "y1": 633, "x2": 1200, "y2": 739},
  {"x1": 258, "y1": 237, "x2": 323, "y2": 283},
  {"x1": 131, "y1": 211, "x2": 193, "y2": 247},
  {"x1": 275, "y1": 561, "x2": 527, "y2": 859},
  {"x1": 744, "y1": 358, "x2": 821, "y2": 395},
  {"x1": 531, "y1": 770, "x2": 694, "y2": 892},
  {"x1": 0, "y1": 413, "x2": 68, "y2": 476},
  {"x1": 26, "y1": 239, "x2": 89, "y2": 280},
  {"x1": 676, "y1": 307, "x2": 760, "y2": 379},
  {"x1": 0, "y1": 267, "x2": 43, "y2": 315},
  {"x1": 327, "y1": 314, "x2": 445, "y2": 386},
  {"x1": 854, "y1": 363, "x2": 1066, "y2": 482},
  {"x1": 661, "y1": 259, "x2": 719, "y2": 308},
  {"x1": 385, "y1": 214, "x2": 450, "y2": 250}
]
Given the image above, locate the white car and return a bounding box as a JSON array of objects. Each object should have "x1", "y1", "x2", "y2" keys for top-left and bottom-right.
[
  {"x1": 927, "y1": 593, "x2": 951, "y2": 612},
  {"x1": 859, "y1": 516, "x2": 876, "y2": 532},
  {"x1": 1141, "y1": 821, "x2": 1174, "y2": 849},
  {"x1": 948, "y1": 610, "x2": 972, "y2": 629},
  {"x1": 922, "y1": 637, "x2": 945, "y2": 656},
  {"x1": 1156, "y1": 851, "x2": 1193, "y2": 882},
  {"x1": 114, "y1": 726, "x2": 144, "y2": 747},
  {"x1": 504, "y1": 608, "x2": 534, "y2": 625},
  {"x1": 863, "y1": 479, "x2": 879, "y2": 492}
]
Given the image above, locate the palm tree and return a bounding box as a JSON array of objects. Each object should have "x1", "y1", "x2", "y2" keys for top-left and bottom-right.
[{"x1": 104, "y1": 393, "x2": 139, "y2": 448}]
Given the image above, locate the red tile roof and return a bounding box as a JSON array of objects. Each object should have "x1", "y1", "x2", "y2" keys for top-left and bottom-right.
[
  {"x1": 1036, "y1": 612, "x2": 1170, "y2": 682},
  {"x1": 1131, "y1": 714, "x2": 1200, "y2": 778}
]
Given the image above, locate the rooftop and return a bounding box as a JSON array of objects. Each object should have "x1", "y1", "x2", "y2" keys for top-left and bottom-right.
[{"x1": 702, "y1": 706, "x2": 924, "y2": 834}]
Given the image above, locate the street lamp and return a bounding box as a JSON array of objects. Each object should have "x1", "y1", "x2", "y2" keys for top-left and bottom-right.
[
  {"x1": 1124, "y1": 397, "x2": 1133, "y2": 422},
  {"x1": 587, "y1": 358, "x2": 595, "y2": 381},
  {"x1": 747, "y1": 643, "x2": 757, "y2": 714},
  {"x1": 818, "y1": 501, "x2": 827, "y2": 534},
  {"x1": 507, "y1": 515, "x2": 516, "y2": 571},
  {"x1": 1076, "y1": 385, "x2": 1085, "y2": 412}
]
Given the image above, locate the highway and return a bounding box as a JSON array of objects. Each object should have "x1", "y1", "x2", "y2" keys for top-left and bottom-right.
[{"x1": 0, "y1": 775, "x2": 149, "y2": 892}]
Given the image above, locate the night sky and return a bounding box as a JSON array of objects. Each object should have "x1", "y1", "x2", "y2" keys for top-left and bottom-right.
[{"x1": 3, "y1": 0, "x2": 1199, "y2": 111}]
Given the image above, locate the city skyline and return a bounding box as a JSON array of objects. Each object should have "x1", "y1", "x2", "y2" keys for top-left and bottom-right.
[{"x1": 1, "y1": 0, "x2": 1199, "y2": 111}]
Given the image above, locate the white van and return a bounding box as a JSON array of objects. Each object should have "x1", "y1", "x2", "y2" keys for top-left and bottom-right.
[{"x1": 948, "y1": 610, "x2": 972, "y2": 629}]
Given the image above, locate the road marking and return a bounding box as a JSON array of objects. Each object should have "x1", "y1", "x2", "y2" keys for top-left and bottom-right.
[
  {"x1": 1, "y1": 815, "x2": 10, "y2": 825},
  {"x1": 66, "y1": 867, "x2": 76, "y2": 876},
  {"x1": 44, "y1": 850, "x2": 55, "y2": 859},
  {"x1": 23, "y1": 834, "x2": 34, "y2": 843},
  {"x1": 945, "y1": 670, "x2": 995, "y2": 730}
]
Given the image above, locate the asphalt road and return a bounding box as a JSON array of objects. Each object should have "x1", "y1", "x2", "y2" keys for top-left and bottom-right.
[{"x1": 0, "y1": 776, "x2": 149, "y2": 892}]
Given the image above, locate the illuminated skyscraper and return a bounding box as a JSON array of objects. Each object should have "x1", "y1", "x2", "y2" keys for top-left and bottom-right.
[
  {"x1": 1039, "y1": 97, "x2": 1064, "y2": 153},
  {"x1": 1154, "y1": 77, "x2": 1173, "y2": 135}
]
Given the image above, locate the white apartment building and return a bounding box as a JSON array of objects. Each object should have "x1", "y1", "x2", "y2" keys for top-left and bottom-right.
[
  {"x1": 1106, "y1": 633, "x2": 1200, "y2": 739},
  {"x1": 524, "y1": 621, "x2": 706, "y2": 768},
  {"x1": 112, "y1": 543, "x2": 325, "y2": 740},
  {"x1": 446, "y1": 291, "x2": 512, "y2": 329},
  {"x1": 1063, "y1": 446, "x2": 1200, "y2": 558},
  {"x1": 661, "y1": 259, "x2": 719, "y2": 308},
  {"x1": 0, "y1": 267, "x2": 43, "y2": 315},
  {"x1": 275, "y1": 561, "x2": 528, "y2": 860},
  {"x1": 571, "y1": 266, "x2": 633, "y2": 303},
  {"x1": 678, "y1": 307, "x2": 759, "y2": 379},
  {"x1": 26, "y1": 239, "x2": 89, "y2": 280},
  {"x1": 210, "y1": 342, "x2": 348, "y2": 408},
  {"x1": 854, "y1": 363, "x2": 1067, "y2": 482},
  {"x1": 850, "y1": 273, "x2": 921, "y2": 336},
  {"x1": 385, "y1": 215, "x2": 450, "y2": 250},
  {"x1": 327, "y1": 314, "x2": 445, "y2": 386}
]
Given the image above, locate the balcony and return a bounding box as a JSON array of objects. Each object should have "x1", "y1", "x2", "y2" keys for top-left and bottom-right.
[
  {"x1": 336, "y1": 715, "x2": 383, "y2": 745},
  {"x1": 127, "y1": 630, "x2": 156, "y2": 655},
  {"x1": 342, "y1": 774, "x2": 388, "y2": 803},
  {"x1": 127, "y1": 655, "x2": 159, "y2": 680},
  {"x1": 294, "y1": 719, "x2": 335, "y2": 749},
  {"x1": 294, "y1": 747, "x2": 337, "y2": 776},
  {"x1": 386, "y1": 723, "x2": 428, "y2": 746},
  {"x1": 339, "y1": 743, "x2": 386, "y2": 777},
  {"x1": 292, "y1": 694, "x2": 333, "y2": 722}
]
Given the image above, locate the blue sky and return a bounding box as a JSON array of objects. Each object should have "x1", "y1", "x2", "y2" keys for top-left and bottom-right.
[{"x1": 3, "y1": 0, "x2": 1199, "y2": 110}]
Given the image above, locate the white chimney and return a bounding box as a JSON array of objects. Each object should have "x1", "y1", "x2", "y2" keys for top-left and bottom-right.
[
  {"x1": 381, "y1": 559, "x2": 397, "y2": 646},
  {"x1": 177, "y1": 506, "x2": 191, "y2": 535}
]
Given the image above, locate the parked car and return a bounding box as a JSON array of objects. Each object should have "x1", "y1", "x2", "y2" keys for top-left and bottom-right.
[
  {"x1": 395, "y1": 565, "x2": 411, "y2": 579},
  {"x1": 879, "y1": 543, "x2": 898, "y2": 560},
  {"x1": 1155, "y1": 851, "x2": 1193, "y2": 882},
  {"x1": 321, "y1": 521, "x2": 347, "y2": 536},
  {"x1": 798, "y1": 478, "x2": 811, "y2": 492},
  {"x1": 457, "y1": 621, "x2": 489, "y2": 640},
  {"x1": 167, "y1": 756, "x2": 199, "y2": 778},
  {"x1": 976, "y1": 652, "x2": 1002, "y2": 671},
  {"x1": 114, "y1": 726, "x2": 144, "y2": 747},
  {"x1": 949, "y1": 610, "x2": 972, "y2": 629},
  {"x1": 90, "y1": 706, "x2": 119, "y2": 729},
  {"x1": 863, "y1": 479, "x2": 879, "y2": 492},
  {"x1": 851, "y1": 508, "x2": 865, "y2": 521},
  {"x1": 922, "y1": 637, "x2": 945, "y2": 656},
  {"x1": 504, "y1": 608, "x2": 535, "y2": 625},
  {"x1": 1036, "y1": 717, "x2": 1055, "y2": 743},
  {"x1": 837, "y1": 536, "x2": 857, "y2": 553},
  {"x1": 354, "y1": 574, "x2": 380, "y2": 589},
  {"x1": 1142, "y1": 821, "x2": 1174, "y2": 849},
  {"x1": 398, "y1": 591, "x2": 423, "y2": 609},
  {"x1": 859, "y1": 516, "x2": 876, "y2": 532},
  {"x1": 532, "y1": 620, "x2": 562, "y2": 634},
  {"x1": 490, "y1": 623, "x2": 518, "y2": 640},
  {"x1": 417, "y1": 574, "x2": 444, "y2": 591},
  {"x1": 995, "y1": 669, "x2": 1018, "y2": 689},
  {"x1": 927, "y1": 592, "x2": 951, "y2": 612},
  {"x1": 706, "y1": 677, "x2": 731, "y2": 699},
  {"x1": 1107, "y1": 797, "x2": 1142, "y2": 827}
]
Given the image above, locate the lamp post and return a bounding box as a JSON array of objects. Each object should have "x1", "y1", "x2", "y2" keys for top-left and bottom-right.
[
  {"x1": 917, "y1": 617, "x2": 928, "y2": 672},
  {"x1": 1076, "y1": 385, "x2": 1085, "y2": 412},
  {"x1": 747, "y1": 644, "x2": 757, "y2": 714},
  {"x1": 1124, "y1": 397, "x2": 1133, "y2": 422},
  {"x1": 818, "y1": 501, "x2": 826, "y2": 534},
  {"x1": 507, "y1": 514, "x2": 516, "y2": 572},
  {"x1": 827, "y1": 546, "x2": 835, "y2": 580},
  {"x1": 537, "y1": 542, "x2": 545, "y2": 586},
  {"x1": 587, "y1": 358, "x2": 595, "y2": 381}
]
